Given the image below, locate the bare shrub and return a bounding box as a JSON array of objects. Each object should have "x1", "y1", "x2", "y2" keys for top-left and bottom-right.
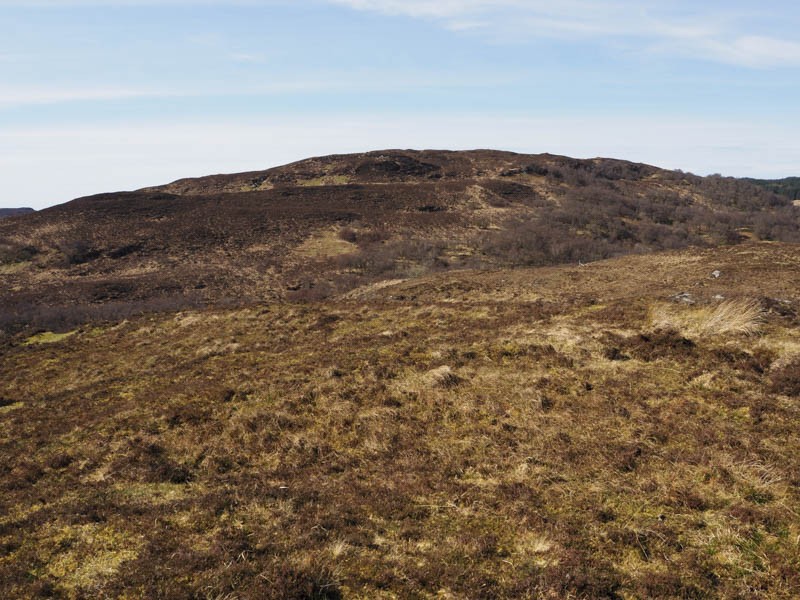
[
  {"x1": 0, "y1": 243, "x2": 38, "y2": 264},
  {"x1": 337, "y1": 227, "x2": 358, "y2": 243},
  {"x1": 286, "y1": 280, "x2": 334, "y2": 302},
  {"x1": 57, "y1": 239, "x2": 101, "y2": 266}
]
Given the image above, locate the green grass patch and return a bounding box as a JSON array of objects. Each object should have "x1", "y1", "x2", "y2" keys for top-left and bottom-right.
[
  {"x1": 297, "y1": 175, "x2": 351, "y2": 187},
  {"x1": 24, "y1": 330, "x2": 78, "y2": 345},
  {"x1": 0, "y1": 260, "x2": 31, "y2": 274}
]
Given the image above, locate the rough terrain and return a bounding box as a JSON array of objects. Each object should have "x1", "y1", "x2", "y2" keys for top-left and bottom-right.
[
  {"x1": 1, "y1": 151, "x2": 800, "y2": 599},
  {"x1": 2, "y1": 241, "x2": 800, "y2": 599}
]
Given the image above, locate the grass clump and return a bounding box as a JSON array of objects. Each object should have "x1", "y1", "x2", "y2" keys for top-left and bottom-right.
[{"x1": 650, "y1": 298, "x2": 765, "y2": 338}]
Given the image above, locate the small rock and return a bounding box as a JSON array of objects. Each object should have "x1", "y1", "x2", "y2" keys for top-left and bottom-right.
[
  {"x1": 713, "y1": 294, "x2": 725, "y2": 301},
  {"x1": 711, "y1": 270, "x2": 721, "y2": 278},
  {"x1": 670, "y1": 291, "x2": 695, "y2": 304}
]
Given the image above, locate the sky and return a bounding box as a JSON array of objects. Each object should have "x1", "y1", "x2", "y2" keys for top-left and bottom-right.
[{"x1": 2, "y1": 1, "x2": 800, "y2": 209}]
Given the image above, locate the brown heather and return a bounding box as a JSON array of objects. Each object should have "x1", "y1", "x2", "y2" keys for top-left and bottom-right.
[
  {"x1": 0, "y1": 241, "x2": 799, "y2": 598},
  {"x1": 1, "y1": 151, "x2": 800, "y2": 599}
]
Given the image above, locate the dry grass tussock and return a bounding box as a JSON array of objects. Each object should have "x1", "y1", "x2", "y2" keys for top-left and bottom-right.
[
  {"x1": 650, "y1": 298, "x2": 765, "y2": 337},
  {"x1": 426, "y1": 365, "x2": 464, "y2": 388}
]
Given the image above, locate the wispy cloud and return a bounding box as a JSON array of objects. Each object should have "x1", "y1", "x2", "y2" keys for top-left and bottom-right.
[
  {"x1": 0, "y1": 72, "x2": 517, "y2": 108},
  {"x1": 0, "y1": 87, "x2": 180, "y2": 106},
  {"x1": 328, "y1": 0, "x2": 800, "y2": 68},
  {"x1": 4, "y1": 1, "x2": 797, "y2": 68},
  {"x1": 685, "y1": 35, "x2": 800, "y2": 68},
  {"x1": 0, "y1": 0, "x2": 261, "y2": 5},
  {"x1": 228, "y1": 52, "x2": 270, "y2": 64}
]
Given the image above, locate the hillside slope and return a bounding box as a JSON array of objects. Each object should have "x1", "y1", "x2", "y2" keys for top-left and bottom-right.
[
  {"x1": 1, "y1": 150, "x2": 798, "y2": 333},
  {"x1": 1, "y1": 242, "x2": 799, "y2": 599}
]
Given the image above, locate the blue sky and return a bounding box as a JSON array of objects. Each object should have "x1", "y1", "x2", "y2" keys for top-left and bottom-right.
[{"x1": 2, "y1": 0, "x2": 800, "y2": 209}]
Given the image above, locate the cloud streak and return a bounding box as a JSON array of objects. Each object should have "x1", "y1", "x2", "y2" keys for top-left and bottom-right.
[
  {"x1": 328, "y1": 0, "x2": 800, "y2": 68},
  {"x1": 0, "y1": 87, "x2": 182, "y2": 107},
  {"x1": 3, "y1": 1, "x2": 797, "y2": 67},
  {"x1": 0, "y1": 71, "x2": 518, "y2": 108}
]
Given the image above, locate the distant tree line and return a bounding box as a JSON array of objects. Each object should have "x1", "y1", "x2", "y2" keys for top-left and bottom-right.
[{"x1": 745, "y1": 177, "x2": 800, "y2": 201}]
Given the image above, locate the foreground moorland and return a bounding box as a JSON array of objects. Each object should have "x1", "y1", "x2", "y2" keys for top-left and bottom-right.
[{"x1": 2, "y1": 240, "x2": 800, "y2": 599}]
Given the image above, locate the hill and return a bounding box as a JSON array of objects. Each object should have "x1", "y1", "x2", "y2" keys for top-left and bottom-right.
[
  {"x1": 1, "y1": 241, "x2": 799, "y2": 599},
  {"x1": 0, "y1": 208, "x2": 35, "y2": 220},
  {"x1": 1, "y1": 150, "x2": 799, "y2": 334},
  {"x1": 1, "y1": 151, "x2": 800, "y2": 598}
]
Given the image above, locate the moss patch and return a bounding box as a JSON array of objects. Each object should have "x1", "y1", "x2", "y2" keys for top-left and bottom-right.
[
  {"x1": 37, "y1": 524, "x2": 142, "y2": 595},
  {"x1": 0, "y1": 260, "x2": 31, "y2": 274}
]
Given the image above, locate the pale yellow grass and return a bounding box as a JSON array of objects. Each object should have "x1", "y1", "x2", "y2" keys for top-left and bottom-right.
[
  {"x1": 295, "y1": 227, "x2": 357, "y2": 259},
  {"x1": 340, "y1": 278, "x2": 408, "y2": 300},
  {"x1": 649, "y1": 298, "x2": 764, "y2": 337}
]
